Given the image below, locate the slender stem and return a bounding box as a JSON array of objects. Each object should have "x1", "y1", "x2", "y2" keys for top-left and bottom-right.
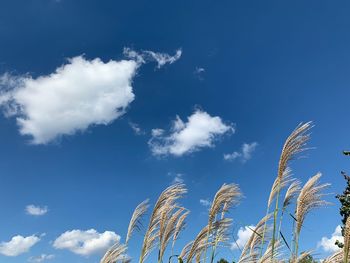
[
  {"x1": 210, "y1": 242, "x2": 217, "y2": 263},
  {"x1": 202, "y1": 224, "x2": 212, "y2": 263},
  {"x1": 271, "y1": 178, "x2": 282, "y2": 260},
  {"x1": 277, "y1": 209, "x2": 285, "y2": 241},
  {"x1": 259, "y1": 206, "x2": 270, "y2": 257},
  {"x1": 345, "y1": 248, "x2": 349, "y2": 263},
  {"x1": 290, "y1": 214, "x2": 296, "y2": 262},
  {"x1": 294, "y1": 232, "x2": 299, "y2": 259}
]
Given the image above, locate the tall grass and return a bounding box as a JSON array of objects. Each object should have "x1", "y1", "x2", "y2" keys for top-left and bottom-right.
[{"x1": 101, "y1": 123, "x2": 330, "y2": 263}]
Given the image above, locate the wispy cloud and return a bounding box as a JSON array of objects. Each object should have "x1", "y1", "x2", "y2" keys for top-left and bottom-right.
[
  {"x1": 199, "y1": 199, "x2": 211, "y2": 207},
  {"x1": 224, "y1": 142, "x2": 258, "y2": 163},
  {"x1": 194, "y1": 67, "x2": 205, "y2": 80},
  {"x1": 53, "y1": 229, "x2": 120, "y2": 256},
  {"x1": 172, "y1": 173, "x2": 184, "y2": 184},
  {"x1": 25, "y1": 205, "x2": 48, "y2": 216},
  {"x1": 0, "y1": 235, "x2": 40, "y2": 256},
  {"x1": 129, "y1": 121, "x2": 144, "y2": 135},
  {"x1": 231, "y1": 225, "x2": 255, "y2": 250},
  {"x1": 149, "y1": 110, "x2": 234, "y2": 156},
  {"x1": 318, "y1": 225, "x2": 343, "y2": 253},
  {"x1": 124, "y1": 48, "x2": 182, "y2": 69},
  {"x1": 28, "y1": 254, "x2": 55, "y2": 262},
  {"x1": 151, "y1": 128, "x2": 164, "y2": 137}
]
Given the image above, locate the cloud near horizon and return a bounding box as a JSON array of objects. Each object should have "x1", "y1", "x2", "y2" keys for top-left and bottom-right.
[
  {"x1": 0, "y1": 49, "x2": 181, "y2": 144},
  {"x1": 53, "y1": 229, "x2": 120, "y2": 256},
  {"x1": 231, "y1": 225, "x2": 254, "y2": 250},
  {"x1": 318, "y1": 225, "x2": 343, "y2": 253},
  {"x1": 149, "y1": 110, "x2": 233, "y2": 156}
]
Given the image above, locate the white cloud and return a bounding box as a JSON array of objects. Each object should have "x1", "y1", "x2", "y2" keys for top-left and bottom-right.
[
  {"x1": 53, "y1": 229, "x2": 120, "y2": 256},
  {"x1": 25, "y1": 205, "x2": 48, "y2": 216},
  {"x1": 129, "y1": 121, "x2": 144, "y2": 135},
  {"x1": 172, "y1": 173, "x2": 184, "y2": 184},
  {"x1": 144, "y1": 49, "x2": 182, "y2": 68},
  {"x1": 0, "y1": 48, "x2": 182, "y2": 144},
  {"x1": 28, "y1": 254, "x2": 55, "y2": 262},
  {"x1": 0, "y1": 56, "x2": 138, "y2": 144},
  {"x1": 124, "y1": 48, "x2": 182, "y2": 69},
  {"x1": 0, "y1": 235, "x2": 40, "y2": 256},
  {"x1": 318, "y1": 225, "x2": 343, "y2": 253},
  {"x1": 224, "y1": 142, "x2": 258, "y2": 162},
  {"x1": 231, "y1": 225, "x2": 255, "y2": 250},
  {"x1": 194, "y1": 67, "x2": 205, "y2": 80},
  {"x1": 223, "y1": 152, "x2": 241, "y2": 161},
  {"x1": 151, "y1": 128, "x2": 164, "y2": 137},
  {"x1": 149, "y1": 110, "x2": 233, "y2": 156},
  {"x1": 199, "y1": 199, "x2": 211, "y2": 207}
]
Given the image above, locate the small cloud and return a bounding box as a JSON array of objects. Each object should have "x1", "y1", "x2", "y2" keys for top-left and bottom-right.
[
  {"x1": 172, "y1": 173, "x2": 184, "y2": 184},
  {"x1": 0, "y1": 235, "x2": 40, "y2": 256},
  {"x1": 53, "y1": 229, "x2": 120, "y2": 256},
  {"x1": 129, "y1": 121, "x2": 144, "y2": 135},
  {"x1": 151, "y1": 128, "x2": 164, "y2": 137},
  {"x1": 25, "y1": 205, "x2": 48, "y2": 216},
  {"x1": 194, "y1": 67, "x2": 205, "y2": 80},
  {"x1": 224, "y1": 142, "x2": 258, "y2": 163},
  {"x1": 149, "y1": 110, "x2": 234, "y2": 156},
  {"x1": 231, "y1": 226, "x2": 255, "y2": 250},
  {"x1": 223, "y1": 152, "x2": 241, "y2": 161},
  {"x1": 318, "y1": 225, "x2": 343, "y2": 253},
  {"x1": 28, "y1": 254, "x2": 55, "y2": 262},
  {"x1": 124, "y1": 48, "x2": 182, "y2": 69},
  {"x1": 199, "y1": 199, "x2": 211, "y2": 207},
  {"x1": 144, "y1": 49, "x2": 182, "y2": 68}
]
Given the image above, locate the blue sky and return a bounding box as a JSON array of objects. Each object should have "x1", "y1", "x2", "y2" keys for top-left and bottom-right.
[{"x1": 0, "y1": 0, "x2": 350, "y2": 262}]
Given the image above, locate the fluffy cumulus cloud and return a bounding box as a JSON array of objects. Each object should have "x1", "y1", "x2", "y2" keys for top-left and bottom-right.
[
  {"x1": 231, "y1": 226, "x2": 255, "y2": 250},
  {"x1": 0, "y1": 235, "x2": 40, "y2": 256},
  {"x1": 318, "y1": 225, "x2": 343, "y2": 253},
  {"x1": 0, "y1": 57, "x2": 138, "y2": 144},
  {"x1": 0, "y1": 48, "x2": 181, "y2": 144},
  {"x1": 25, "y1": 204, "x2": 48, "y2": 216},
  {"x1": 224, "y1": 142, "x2": 258, "y2": 162},
  {"x1": 149, "y1": 110, "x2": 233, "y2": 156},
  {"x1": 28, "y1": 254, "x2": 55, "y2": 262},
  {"x1": 53, "y1": 229, "x2": 120, "y2": 256}
]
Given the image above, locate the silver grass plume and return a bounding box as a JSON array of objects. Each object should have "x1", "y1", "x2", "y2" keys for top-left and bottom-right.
[
  {"x1": 267, "y1": 122, "x2": 312, "y2": 259},
  {"x1": 139, "y1": 184, "x2": 186, "y2": 263},
  {"x1": 100, "y1": 242, "x2": 127, "y2": 263},
  {"x1": 294, "y1": 173, "x2": 330, "y2": 257},
  {"x1": 126, "y1": 199, "x2": 149, "y2": 244}
]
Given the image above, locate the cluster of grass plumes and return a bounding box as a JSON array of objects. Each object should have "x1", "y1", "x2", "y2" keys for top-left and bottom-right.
[{"x1": 100, "y1": 123, "x2": 331, "y2": 263}]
